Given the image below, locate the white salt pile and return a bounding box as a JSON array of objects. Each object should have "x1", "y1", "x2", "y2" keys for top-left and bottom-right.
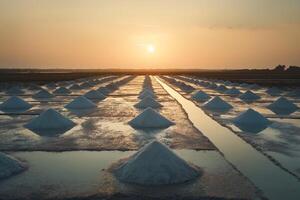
[
  {"x1": 192, "y1": 90, "x2": 210, "y2": 102},
  {"x1": 84, "y1": 90, "x2": 106, "y2": 100},
  {"x1": 134, "y1": 96, "x2": 162, "y2": 109},
  {"x1": 33, "y1": 89, "x2": 54, "y2": 99},
  {"x1": 240, "y1": 83, "x2": 250, "y2": 88},
  {"x1": 202, "y1": 96, "x2": 233, "y2": 111},
  {"x1": 239, "y1": 90, "x2": 261, "y2": 102},
  {"x1": 129, "y1": 107, "x2": 174, "y2": 129},
  {"x1": 46, "y1": 82, "x2": 57, "y2": 89},
  {"x1": 69, "y1": 84, "x2": 82, "y2": 90},
  {"x1": 97, "y1": 87, "x2": 111, "y2": 95},
  {"x1": 6, "y1": 86, "x2": 24, "y2": 95},
  {"x1": 233, "y1": 108, "x2": 271, "y2": 133},
  {"x1": 267, "y1": 97, "x2": 298, "y2": 115},
  {"x1": 266, "y1": 87, "x2": 282, "y2": 96},
  {"x1": 0, "y1": 152, "x2": 26, "y2": 180},
  {"x1": 138, "y1": 90, "x2": 156, "y2": 99},
  {"x1": 225, "y1": 87, "x2": 241, "y2": 96},
  {"x1": 216, "y1": 85, "x2": 228, "y2": 92},
  {"x1": 248, "y1": 84, "x2": 260, "y2": 90},
  {"x1": 0, "y1": 96, "x2": 32, "y2": 112},
  {"x1": 207, "y1": 83, "x2": 218, "y2": 89},
  {"x1": 80, "y1": 82, "x2": 92, "y2": 89},
  {"x1": 65, "y1": 96, "x2": 97, "y2": 110},
  {"x1": 24, "y1": 108, "x2": 76, "y2": 135},
  {"x1": 53, "y1": 87, "x2": 71, "y2": 95},
  {"x1": 287, "y1": 89, "x2": 300, "y2": 98},
  {"x1": 114, "y1": 140, "x2": 200, "y2": 185}
]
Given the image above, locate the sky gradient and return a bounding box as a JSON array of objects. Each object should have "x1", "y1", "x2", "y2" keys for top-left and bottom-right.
[{"x1": 1, "y1": 0, "x2": 300, "y2": 69}]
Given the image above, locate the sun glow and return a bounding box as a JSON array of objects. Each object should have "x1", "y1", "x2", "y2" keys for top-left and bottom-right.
[{"x1": 147, "y1": 44, "x2": 156, "y2": 54}]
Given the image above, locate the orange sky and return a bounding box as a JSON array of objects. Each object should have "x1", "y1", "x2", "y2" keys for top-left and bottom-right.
[{"x1": 0, "y1": 0, "x2": 300, "y2": 69}]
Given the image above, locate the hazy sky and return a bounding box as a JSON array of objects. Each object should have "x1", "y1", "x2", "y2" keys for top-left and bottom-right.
[{"x1": 1, "y1": 0, "x2": 300, "y2": 69}]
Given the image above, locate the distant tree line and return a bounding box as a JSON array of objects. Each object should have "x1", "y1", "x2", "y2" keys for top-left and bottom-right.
[{"x1": 273, "y1": 65, "x2": 300, "y2": 72}]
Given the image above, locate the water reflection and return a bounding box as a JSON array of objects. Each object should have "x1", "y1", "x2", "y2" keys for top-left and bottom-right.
[{"x1": 156, "y1": 77, "x2": 300, "y2": 200}]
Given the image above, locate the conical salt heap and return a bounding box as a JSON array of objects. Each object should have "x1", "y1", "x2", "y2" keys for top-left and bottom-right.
[
  {"x1": 225, "y1": 87, "x2": 241, "y2": 96},
  {"x1": 33, "y1": 89, "x2": 54, "y2": 99},
  {"x1": 248, "y1": 84, "x2": 260, "y2": 90},
  {"x1": 65, "y1": 96, "x2": 97, "y2": 110},
  {"x1": 202, "y1": 96, "x2": 233, "y2": 111},
  {"x1": 0, "y1": 152, "x2": 26, "y2": 180},
  {"x1": 216, "y1": 85, "x2": 228, "y2": 92},
  {"x1": 207, "y1": 83, "x2": 218, "y2": 89},
  {"x1": 80, "y1": 82, "x2": 92, "y2": 89},
  {"x1": 233, "y1": 108, "x2": 271, "y2": 133},
  {"x1": 46, "y1": 82, "x2": 57, "y2": 89},
  {"x1": 239, "y1": 90, "x2": 261, "y2": 102},
  {"x1": 129, "y1": 107, "x2": 174, "y2": 129},
  {"x1": 114, "y1": 140, "x2": 200, "y2": 185},
  {"x1": 0, "y1": 96, "x2": 32, "y2": 112},
  {"x1": 134, "y1": 96, "x2": 162, "y2": 109},
  {"x1": 97, "y1": 87, "x2": 111, "y2": 95},
  {"x1": 240, "y1": 83, "x2": 250, "y2": 88},
  {"x1": 6, "y1": 86, "x2": 24, "y2": 95},
  {"x1": 69, "y1": 84, "x2": 82, "y2": 90},
  {"x1": 287, "y1": 89, "x2": 300, "y2": 98},
  {"x1": 192, "y1": 90, "x2": 210, "y2": 102},
  {"x1": 138, "y1": 89, "x2": 156, "y2": 99},
  {"x1": 266, "y1": 87, "x2": 282, "y2": 96},
  {"x1": 53, "y1": 87, "x2": 71, "y2": 95},
  {"x1": 267, "y1": 97, "x2": 298, "y2": 115},
  {"x1": 24, "y1": 108, "x2": 76, "y2": 136},
  {"x1": 84, "y1": 90, "x2": 106, "y2": 100}
]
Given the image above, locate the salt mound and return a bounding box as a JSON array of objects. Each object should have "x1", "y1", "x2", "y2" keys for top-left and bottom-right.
[
  {"x1": 129, "y1": 107, "x2": 174, "y2": 129},
  {"x1": 248, "y1": 84, "x2": 260, "y2": 90},
  {"x1": 139, "y1": 88, "x2": 154, "y2": 95},
  {"x1": 138, "y1": 90, "x2": 156, "y2": 99},
  {"x1": 24, "y1": 108, "x2": 76, "y2": 136},
  {"x1": 233, "y1": 108, "x2": 270, "y2": 133},
  {"x1": 216, "y1": 85, "x2": 228, "y2": 92},
  {"x1": 6, "y1": 86, "x2": 24, "y2": 95},
  {"x1": 225, "y1": 87, "x2": 241, "y2": 96},
  {"x1": 267, "y1": 97, "x2": 298, "y2": 115},
  {"x1": 65, "y1": 96, "x2": 97, "y2": 110},
  {"x1": 202, "y1": 96, "x2": 233, "y2": 111},
  {"x1": 207, "y1": 83, "x2": 218, "y2": 89},
  {"x1": 80, "y1": 82, "x2": 92, "y2": 89},
  {"x1": 239, "y1": 90, "x2": 261, "y2": 102},
  {"x1": 192, "y1": 90, "x2": 210, "y2": 102},
  {"x1": 0, "y1": 96, "x2": 32, "y2": 112},
  {"x1": 134, "y1": 96, "x2": 162, "y2": 109},
  {"x1": 53, "y1": 87, "x2": 71, "y2": 95},
  {"x1": 33, "y1": 89, "x2": 54, "y2": 99},
  {"x1": 69, "y1": 84, "x2": 82, "y2": 90},
  {"x1": 84, "y1": 90, "x2": 106, "y2": 100},
  {"x1": 240, "y1": 83, "x2": 250, "y2": 88},
  {"x1": 114, "y1": 140, "x2": 200, "y2": 185},
  {"x1": 97, "y1": 87, "x2": 111, "y2": 95},
  {"x1": 287, "y1": 89, "x2": 300, "y2": 98},
  {"x1": 46, "y1": 83, "x2": 57, "y2": 89},
  {"x1": 266, "y1": 87, "x2": 282, "y2": 96},
  {"x1": 0, "y1": 152, "x2": 26, "y2": 180}
]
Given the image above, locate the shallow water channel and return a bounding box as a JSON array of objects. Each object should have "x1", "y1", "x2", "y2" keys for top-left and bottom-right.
[{"x1": 156, "y1": 77, "x2": 300, "y2": 200}]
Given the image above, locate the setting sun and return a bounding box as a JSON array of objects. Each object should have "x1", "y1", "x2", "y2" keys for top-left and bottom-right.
[{"x1": 147, "y1": 44, "x2": 156, "y2": 54}]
